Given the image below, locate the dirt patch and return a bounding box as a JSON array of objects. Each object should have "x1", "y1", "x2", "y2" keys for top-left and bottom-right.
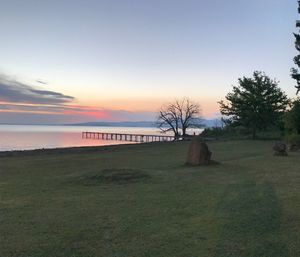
[{"x1": 81, "y1": 169, "x2": 151, "y2": 185}]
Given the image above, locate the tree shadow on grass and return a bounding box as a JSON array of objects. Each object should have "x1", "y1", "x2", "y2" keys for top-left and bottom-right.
[{"x1": 214, "y1": 181, "x2": 288, "y2": 257}]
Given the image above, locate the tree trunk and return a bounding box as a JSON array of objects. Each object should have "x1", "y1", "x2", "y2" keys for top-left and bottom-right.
[
  {"x1": 174, "y1": 132, "x2": 180, "y2": 141},
  {"x1": 182, "y1": 126, "x2": 187, "y2": 137},
  {"x1": 252, "y1": 126, "x2": 257, "y2": 140}
]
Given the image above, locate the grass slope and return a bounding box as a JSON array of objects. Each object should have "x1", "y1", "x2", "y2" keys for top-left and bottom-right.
[{"x1": 1, "y1": 140, "x2": 300, "y2": 257}]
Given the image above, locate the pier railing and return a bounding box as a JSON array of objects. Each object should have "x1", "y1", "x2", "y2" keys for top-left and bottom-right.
[{"x1": 82, "y1": 131, "x2": 176, "y2": 143}]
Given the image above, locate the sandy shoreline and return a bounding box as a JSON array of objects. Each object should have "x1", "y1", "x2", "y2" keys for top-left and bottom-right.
[
  {"x1": 0, "y1": 142, "x2": 141, "y2": 157},
  {"x1": 0, "y1": 141, "x2": 172, "y2": 157}
]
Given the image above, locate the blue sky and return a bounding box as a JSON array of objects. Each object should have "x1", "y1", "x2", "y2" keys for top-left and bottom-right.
[{"x1": 0, "y1": 0, "x2": 297, "y2": 123}]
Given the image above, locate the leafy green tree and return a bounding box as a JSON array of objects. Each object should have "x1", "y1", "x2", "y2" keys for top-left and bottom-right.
[
  {"x1": 291, "y1": 1, "x2": 300, "y2": 94},
  {"x1": 219, "y1": 71, "x2": 289, "y2": 139},
  {"x1": 285, "y1": 98, "x2": 300, "y2": 134}
]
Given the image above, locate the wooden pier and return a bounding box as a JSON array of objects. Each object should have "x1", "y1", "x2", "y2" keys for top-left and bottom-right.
[{"x1": 82, "y1": 131, "x2": 175, "y2": 143}]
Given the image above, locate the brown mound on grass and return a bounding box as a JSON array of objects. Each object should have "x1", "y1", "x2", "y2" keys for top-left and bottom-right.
[{"x1": 186, "y1": 137, "x2": 212, "y2": 166}]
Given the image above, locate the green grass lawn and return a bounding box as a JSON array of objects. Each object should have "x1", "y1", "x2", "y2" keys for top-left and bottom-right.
[{"x1": 1, "y1": 140, "x2": 300, "y2": 257}]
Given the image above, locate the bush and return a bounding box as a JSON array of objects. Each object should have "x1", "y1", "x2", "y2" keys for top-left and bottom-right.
[
  {"x1": 201, "y1": 126, "x2": 245, "y2": 139},
  {"x1": 285, "y1": 98, "x2": 300, "y2": 135},
  {"x1": 286, "y1": 133, "x2": 300, "y2": 145},
  {"x1": 201, "y1": 126, "x2": 282, "y2": 140}
]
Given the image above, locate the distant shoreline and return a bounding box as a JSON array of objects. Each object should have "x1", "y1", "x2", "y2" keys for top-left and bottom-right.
[
  {"x1": 0, "y1": 118, "x2": 217, "y2": 128},
  {"x1": 0, "y1": 122, "x2": 157, "y2": 127}
]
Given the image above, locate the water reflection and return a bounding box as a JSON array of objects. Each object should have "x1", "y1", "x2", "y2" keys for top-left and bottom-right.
[
  {"x1": 0, "y1": 125, "x2": 202, "y2": 151},
  {"x1": 0, "y1": 125, "x2": 163, "y2": 151}
]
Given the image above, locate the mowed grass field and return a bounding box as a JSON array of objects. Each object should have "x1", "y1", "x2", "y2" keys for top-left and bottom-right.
[{"x1": 1, "y1": 140, "x2": 300, "y2": 257}]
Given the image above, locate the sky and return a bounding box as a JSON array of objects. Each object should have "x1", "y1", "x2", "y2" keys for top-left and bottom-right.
[{"x1": 0, "y1": 0, "x2": 297, "y2": 124}]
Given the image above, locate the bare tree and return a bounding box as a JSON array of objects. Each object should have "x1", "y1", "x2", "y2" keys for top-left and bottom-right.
[{"x1": 157, "y1": 98, "x2": 203, "y2": 139}]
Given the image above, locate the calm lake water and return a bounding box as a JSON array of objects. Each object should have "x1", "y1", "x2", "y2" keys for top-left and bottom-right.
[{"x1": 0, "y1": 125, "x2": 168, "y2": 151}]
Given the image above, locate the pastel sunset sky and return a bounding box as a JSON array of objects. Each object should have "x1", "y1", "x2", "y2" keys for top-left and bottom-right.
[{"x1": 0, "y1": 0, "x2": 297, "y2": 124}]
